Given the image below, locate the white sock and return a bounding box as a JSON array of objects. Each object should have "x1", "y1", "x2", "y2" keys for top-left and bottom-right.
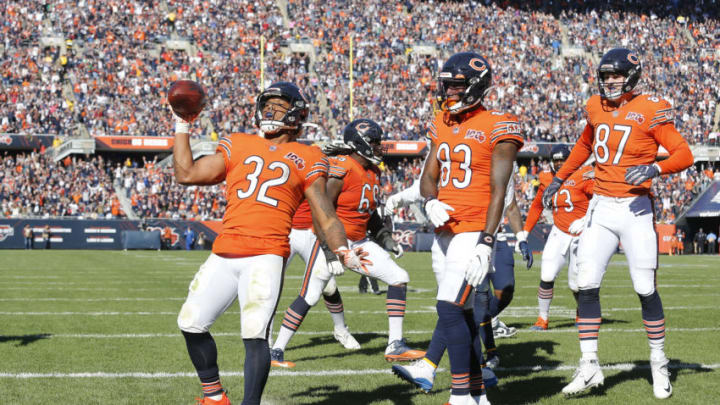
[
  {"x1": 273, "y1": 327, "x2": 295, "y2": 351},
  {"x1": 581, "y1": 351, "x2": 599, "y2": 361},
  {"x1": 388, "y1": 316, "x2": 403, "y2": 343},
  {"x1": 538, "y1": 298, "x2": 552, "y2": 320},
  {"x1": 449, "y1": 394, "x2": 470, "y2": 404},
  {"x1": 650, "y1": 349, "x2": 667, "y2": 361},
  {"x1": 330, "y1": 312, "x2": 346, "y2": 329}
]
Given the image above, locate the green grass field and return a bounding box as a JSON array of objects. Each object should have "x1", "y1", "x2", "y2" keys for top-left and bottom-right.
[{"x1": 1, "y1": 250, "x2": 719, "y2": 404}]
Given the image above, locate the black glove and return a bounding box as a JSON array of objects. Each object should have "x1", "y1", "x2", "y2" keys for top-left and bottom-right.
[{"x1": 542, "y1": 176, "x2": 564, "y2": 209}]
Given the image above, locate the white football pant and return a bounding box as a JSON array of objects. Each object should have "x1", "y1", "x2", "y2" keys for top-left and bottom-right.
[
  {"x1": 576, "y1": 195, "x2": 658, "y2": 295},
  {"x1": 288, "y1": 228, "x2": 337, "y2": 295},
  {"x1": 178, "y1": 253, "x2": 284, "y2": 339},
  {"x1": 541, "y1": 225, "x2": 581, "y2": 292},
  {"x1": 432, "y1": 230, "x2": 481, "y2": 308}
]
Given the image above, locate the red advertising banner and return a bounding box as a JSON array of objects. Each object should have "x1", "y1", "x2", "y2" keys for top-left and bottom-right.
[
  {"x1": 382, "y1": 141, "x2": 428, "y2": 156},
  {"x1": 95, "y1": 136, "x2": 175, "y2": 151},
  {"x1": 655, "y1": 223, "x2": 676, "y2": 254}
]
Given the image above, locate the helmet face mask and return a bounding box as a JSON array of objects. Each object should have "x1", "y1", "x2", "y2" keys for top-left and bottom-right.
[
  {"x1": 255, "y1": 82, "x2": 309, "y2": 137},
  {"x1": 343, "y1": 119, "x2": 384, "y2": 165},
  {"x1": 549, "y1": 145, "x2": 571, "y2": 172},
  {"x1": 438, "y1": 52, "x2": 492, "y2": 115},
  {"x1": 597, "y1": 48, "x2": 642, "y2": 101}
]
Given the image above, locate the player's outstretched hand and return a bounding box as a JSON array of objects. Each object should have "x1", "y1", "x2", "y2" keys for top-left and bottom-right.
[
  {"x1": 542, "y1": 177, "x2": 563, "y2": 209},
  {"x1": 465, "y1": 232, "x2": 494, "y2": 286},
  {"x1": 515, "y1": 231, "x2": 533, "y2": 269},
  {"x1": 424, "y1": 198, "x2": 454, "y2": 228},
  {"x1": 383, "y1": 194, "x2": 400, "y2": 217},
  {"x1": 335, "y1": 246, "x2": 372, "y2": 274},
  {"x1": 625, "y1": 164, "x2": 660, "y2": 186},
  {"x1": 391, "y1": 243, "x2": 404, "y2": 259}
]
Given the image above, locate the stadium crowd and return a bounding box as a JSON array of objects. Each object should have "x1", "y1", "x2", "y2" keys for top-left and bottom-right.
[
  {"x1": 0, "y1": 152, "x2": 122, "y2": 218},
  {"x1": 2, "y1": 0, "x2": 717, "y2": 144}
]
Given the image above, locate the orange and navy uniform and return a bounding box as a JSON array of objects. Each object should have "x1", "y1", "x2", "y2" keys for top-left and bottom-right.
[
  {"x1": 212, "y1": 133, "x2": 329, "y2": 258},
  {"x1": 428, "y1": 108, "x2": 524, "y2": 233},
  {"x1": 291, "y1": 200, "x2": 313, "y2": 230},
  {"x1": 523, "y1": 169, "x2": 554, "y2": 232},
  {"x1": 550, "y1": 165, "x2": 594, "y2": 235},
  {"x1": 556, "y1": 94, "x2": 693, "y2": 196},
  {"x1": 328, "y1": 155, "x2": 380, "y2": 242}
]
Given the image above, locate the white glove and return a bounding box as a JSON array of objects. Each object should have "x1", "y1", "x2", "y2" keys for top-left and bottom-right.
[
  {"x1": 424, "y1": 198, "x2": 454, "y2": 228},
  {"x1": 383, "y1": 194, "x2": 400, "y2": 217},
  {"x1": 465, "y1": 233, "x2": 494, "y2": 286},
  {"x1": 321, "y1": 243, "x2": 345, "y2": 276},
  {"x1": 514, "y1": 230, "x2": 528, "y2": 253},
  {"x1": 335, "y1": 246, "x2": 372, "y2": 274},
  {"x1": 569, "y1": 216, "x2": 587, "y2": 235}
]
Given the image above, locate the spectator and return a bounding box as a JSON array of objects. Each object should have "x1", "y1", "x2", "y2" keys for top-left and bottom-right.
[
  {"x1": 23, "y1": 224, "x2": 33, "y2": 249},
  {"x1": 708, "y1": 231, "x2": 718, "y2": 255},
  {"x1": 183, "y1": 226, "x2": 195, "y2": 251},
  {"x1": 694, "y1": 228, "x2": 707, "y2": 254},
  {"x1": 162, "y1": 226, "x2": 173, "y2": 250},
  {"x1": 42, "y1": 225, "x2": 50, "y2": 249},
  {"x1": 197, "y1": 231, "x2": 207, "y2": 250}
]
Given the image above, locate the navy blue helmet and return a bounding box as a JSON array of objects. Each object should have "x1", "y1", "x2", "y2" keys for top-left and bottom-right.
[
  {"x1": 437, "y1": 52, "x2": 492, "y2": 115},
  {"x1": 343, "y1": 118, "x2": 384, "y2": 165},
  {"x1": 550, "y1": 144, "x2": 571, "y2": 172},
  {"x1": 255, "y1": 82, "x2": 309, "y2": 136},
  {"x1": 597, "y1": 48, "x2": 642, "y2": 100}
]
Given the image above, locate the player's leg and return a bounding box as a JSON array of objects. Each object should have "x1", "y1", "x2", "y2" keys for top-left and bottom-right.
[
  {"x1": 391, "y1": 233, "x2": 450, "y2": 391},
  {"x1": 473, "y1": 277, "x2": 498, "y2": 370},
  {"x1": 237, "y1": 254, "x2": 284, "y2": 405},
  {"x1": 178, "y1": 253, "x2": 240, "y2": 403},
  {"x1": 488, "y1": 240, "x2": 517, "y2": 338},
  {"x1": 272, "y1": 241, "x2": 332, "y2": 365},
  {"x1": 567, "y1": 236, "x2": 581, "y2": 322},
  {"x1": 532, "y1": 226, "x2": 572, "y2": 331},
  {"x1": 563, "y1": 197, "x2": 617, "y2": 396},
  {"x1": 436, "y1": 231, "x2": 480, "y2": 404},
  {"x1": 351, "y1": 238, "x2": 423, "y2": 361},
  {"x1": 620, "y1": 196, "x2": 671, "y2": 399},
  {"x1": 323, "y1": 276, "x2": 361, "y2": 349}
]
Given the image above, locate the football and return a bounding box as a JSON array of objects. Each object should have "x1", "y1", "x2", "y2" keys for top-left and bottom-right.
[{"x1": 168, "y1": 80, "x2": 206, "y2": 121}]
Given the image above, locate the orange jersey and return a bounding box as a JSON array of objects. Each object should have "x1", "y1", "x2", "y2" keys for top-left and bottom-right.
[
  {"x1": 212, "y1": 133, "x2": 329, "y2": 257},
  {"x1": 557, "y1": 94, "x2": 693, "y2": 197},
  {"x1": 551, "y1": 165, "x2": 594, "y2": 234},
  {"x1": 329, "y1": 155, "x2": 380, "y2": 241},
  {"x1": 291, "y1": 200, "x2": 313, "y2": 230},
  {"x1": 428, "y1": 108, "x2": 524, "y2": 233}
]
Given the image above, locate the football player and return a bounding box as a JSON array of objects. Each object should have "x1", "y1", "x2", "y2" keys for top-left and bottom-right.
[
  {"x1": 285, "y1": 200, "x2": 360, "y2": 350},
  {"x1": 542, "y1": 48, "x2": 693, "y2": 398},
  {"x1": 173, "y1": 82, "x2": 368, "y2": 405},
  {"x1": 403, "y1": 52, "x2": 523, "y2": 405},
  {"x1": 524, "y1": 145, "x2": 594, "y2": 331},
  {"x1": 269, "y1": 118, "x2": 424, "y2": 368}
]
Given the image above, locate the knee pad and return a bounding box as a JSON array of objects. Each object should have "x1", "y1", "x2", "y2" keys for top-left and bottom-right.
[
  {"x1": 178, "y1": 303, "x2": 208, "y2": 333},
  {"x1": 630, "y1": 267, "x2": 656, "y2": 296}
]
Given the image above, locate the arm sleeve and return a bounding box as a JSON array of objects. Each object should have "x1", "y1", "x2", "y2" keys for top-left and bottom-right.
[
  {"x1": 489, "y1": 116, "x2": 525, "y2": 149},
  {"x1": 556, "y1": 124, "x2": 593, "y2": 180},
  {"x1": 303, "y1": 155, "x2": 329, "y2": 191},
  {"x1": 523, "y1": 185, "x2": 545, "y2": 232},
  {"x1": 583, "y1": 178, "x2": 594, "y2": 197},
  {"x1": 328, "y1": 160, "x2": 348, "y2": 179},
  {"x1": 391, "y1": 180, "x2": 423, "y2": 205},
  {"x1": 652, "y1": 123, "x2": 694, "y2": 174}
]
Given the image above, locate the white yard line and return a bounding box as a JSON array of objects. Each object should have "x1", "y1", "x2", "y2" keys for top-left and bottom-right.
[
  {"x1": 3, "y1": 327, "x2": 718, "y2": 340},
  {"x1": 0, "y1": 306, "x2": 716, "y2": 316},
  {"x1": 0, "y1": 363, "x2": 717, "y2": 379}
]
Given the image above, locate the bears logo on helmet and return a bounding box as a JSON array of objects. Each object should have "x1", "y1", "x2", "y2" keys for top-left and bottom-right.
[
  {"x1": 343, "y1": 118, "x2": 384, "y2": 165},
  {"x1": 597, "y1": 48, "x2": 642, "y2": 100},
  {"x1": 437, "y1": 52, "x2": 492, "y2": 115}
]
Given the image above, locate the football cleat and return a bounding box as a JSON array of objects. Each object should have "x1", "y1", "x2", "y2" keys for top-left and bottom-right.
[
  {"x1": 269, "y1": 348, "x2": 295, "y2": 369},
  {"x1": 333, "y1": 326, "x2": 361, "y2": 350},
  {"x1": 384, "y1": 339, "x2": 426, "y2": 362},
  {"x1": 473, "y1": 394, "x2": 492, "y2": 404},
  {"x1": 482, "y1": 366, "x2": 498, "y2": 388},
  {"x1": 391, "y1": 359, "x2": 435, "y2": 392},
  {"x1": 195, "y1": 391, "x2": 231, "y2": 405},
  {"x1": 492, "y1": 319, "x2": 517, "y2": 338},
  {"x1": 562, "y1": 359, "x2": 604, "y2": 396},
  {"x1": 530, "y1": 317, "x2": 548, "y2": 331},
  {"x1": 485, "y1": 353, "x2": 500, "y2": 369},
  {"x1": 651, "y1": 354, "x2": 672, "y2": 399}
]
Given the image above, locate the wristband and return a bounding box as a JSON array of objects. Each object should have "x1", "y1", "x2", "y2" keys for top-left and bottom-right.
[
  {"x1": 478, "y1": 231, "x2": 495, "y2": 247},
  {"x1": 175, "y1": 120, "x2": 190, "y2": 134},
  {"x1": 515, "y1": 230, "x2": 528, "y2": 243}
]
